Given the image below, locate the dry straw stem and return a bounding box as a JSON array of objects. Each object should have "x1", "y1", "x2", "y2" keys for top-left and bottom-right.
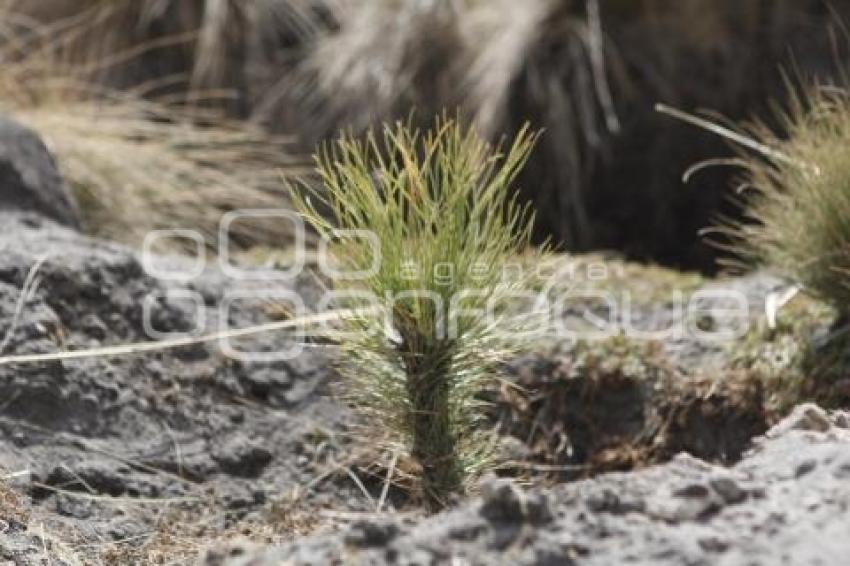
[
  {"x1": 0, "y1": 307, "x2": 374, "y2": 367},
  {"x1": 462, "y1": 0, "x2": 623, "y2": 246},
  {"x1": 293, "y1": 116, "x2": 544, "y2": 508},
  {"x1": 0, "y1": 2, "x2": 309, "y2": 250}
]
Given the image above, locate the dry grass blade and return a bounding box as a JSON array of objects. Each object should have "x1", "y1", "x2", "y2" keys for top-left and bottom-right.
[
  {"x1": 0, "y1": 255, "x2": 48, "y2": 355},
  {"x1": 0, "y1": 307, "x2": 377, "y2": 367},
  {"x1": 282, "y1": 0, "x2": 461, "y2": 145},
  {"x1": 462, "y1": 0, "x2": 627, "y2": 248}
]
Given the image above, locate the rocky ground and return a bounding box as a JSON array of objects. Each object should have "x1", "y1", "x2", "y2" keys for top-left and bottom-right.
[
  {"x1": 208, "y1": 404, "x2": 850, "y2": 566},
  {"x1": 0, "y1": 116, "x2": 847, "y2": 565}
]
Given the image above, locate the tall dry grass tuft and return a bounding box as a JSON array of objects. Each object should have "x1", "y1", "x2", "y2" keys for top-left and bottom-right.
[
  {"x1": 4, "y1": 0, "x2": 338, "y2": 116},
  {"x1": 283, "y1": 0, "x2": 618, "y2": 245},
  {"x1": 0, "y1": 4, "x2": 308, "y2": 250},
  {"x1": 294, "y1": 117, "x2": 543, "y2": 508},
  {"x1": 7, "y1": 0, "x2": 846, "y2": 267}
]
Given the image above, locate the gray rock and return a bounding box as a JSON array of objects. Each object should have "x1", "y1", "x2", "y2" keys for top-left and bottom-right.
[
  {"x1": 345, "y1": 519, "x2": 401, "y2": 547},
  {"x1": 3, "y1": 211, "x2": 850, "y2": 566},
  {"x1": 0, "y1": 117, "x2": 81, "y2": 228},
  {"x1": 0, "y1": 214, "x2": 338, "y2": 563},
  {"x1": 212, "y1": 434, "x2": 273, "y2": 478},
  {"x1": 708, "y1": 476, "x2": 747, "y2": 505},
  {"x1": 216, "y1": 406, "x2": 850, "y2": 565},
  {"x1": 479, "y1": 475, "x2": 552, "y2": 525}
]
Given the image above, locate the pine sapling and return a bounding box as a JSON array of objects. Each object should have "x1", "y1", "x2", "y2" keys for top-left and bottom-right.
[{"x1": 293, "y1": 117, "x2": 541, "y2": 508}]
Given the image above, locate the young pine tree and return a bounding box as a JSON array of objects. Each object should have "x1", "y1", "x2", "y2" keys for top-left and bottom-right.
[{"x1": 293, "y1": 118, "x2": 541, "y2": 508}]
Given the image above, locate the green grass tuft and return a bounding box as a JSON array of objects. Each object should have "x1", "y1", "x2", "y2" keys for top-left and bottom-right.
[
  {"x1": 293, "y1": 117, "x2": 542, "y2": 508},
  {"x1": 721, "y1": 85, "x2": 850, "y2": 313}
]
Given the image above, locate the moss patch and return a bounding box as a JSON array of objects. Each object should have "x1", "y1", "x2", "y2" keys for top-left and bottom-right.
[{"x1": 728, "y1": 293, "x2": 843, "y2": 412}]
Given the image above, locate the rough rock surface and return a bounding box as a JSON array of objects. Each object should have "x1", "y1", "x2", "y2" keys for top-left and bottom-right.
[
  {"x1": 209, "y1": 404, "x2": 850, "y2": 566},
  {"x1": 0, "y1": 117, "x2": 81, "y2": 229},
  {"x1": 0, "y1": 212, "x2": 363, "y2": 564},
  {"x1": 0, "y1": 124, "x2": 841, "y2": 564},
  {"x1": 0, "y1": 213, "x2": 836, "y2": 565}
]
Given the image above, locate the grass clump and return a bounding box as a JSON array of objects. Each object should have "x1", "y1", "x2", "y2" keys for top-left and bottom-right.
[
  {"x1": 723, "y1": 86, "x2": 850, "y2": 312},
  {"x1": 293, "y1": 117, "x2": 541, "y2": 508},
  {"x1": 706, "y1": 84, "x2": 850, "y2": 407}
]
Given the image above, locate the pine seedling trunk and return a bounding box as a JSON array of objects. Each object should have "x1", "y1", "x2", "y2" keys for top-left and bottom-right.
[{"x1": 400, "y1": 336, "x2": 462, "y2": 509}]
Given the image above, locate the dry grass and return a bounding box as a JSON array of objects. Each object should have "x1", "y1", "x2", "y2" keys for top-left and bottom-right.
[
  {"x1": 280, "y1": 0, "x2": 623, "y2": 247},
  {"x1": 7, "y1": 0, "x2": 845, "y2": 265},
  {"x1": 498, "y1": 334, "x2": 769, "y2": 481},
  {"x1": 461, "y1": 0, "x2": 622, "y2": 247},
  {"x1": 0, "y1": 3, "x2": 310, "y2": 250},
  {"x1": 462, "y1": 0, "x2": 829, "y2": 250},
  {"x1": 715, "y1": 79, "x2": 850, "y2": 406},
  {"x1": 3, "y1": 0, "x2": 338, "y2": 110}
]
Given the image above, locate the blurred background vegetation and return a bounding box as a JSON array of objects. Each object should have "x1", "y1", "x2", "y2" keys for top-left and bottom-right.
[{"x1": 1, "y1": 0, "x2": 846, "y2": 272}]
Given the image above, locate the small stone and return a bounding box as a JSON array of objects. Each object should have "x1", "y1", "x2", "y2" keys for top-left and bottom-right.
[
  {"x1": 526, "y1": 492, "x2": 554, "y2": 524},
  {"x1": 795, "y1": 459, "x2": 817, "y2": 478},
  {"x1": 586, "y1": 488, "x2": 644, "y2": 515},
  {"x1": 479, "y1": 477, "x2": 524, "y2": 523},
  {"x1": 479, "y1": 476, "x2": 552, "y2": 525},
  {"x1": 586, "y1": 489, "x2": 620, "y2": 513},
  {"x1": 535, "y1": 542, "x2": 580, "y2": 566},
  {"x1": 673, "y1": 483, "x2": 711, "y2": 499},
  {"x1": 650, "y1": 483, "x2": 722, "y2": 522},
  {"x1": 344, "y1": 519, "x2": 399, "y2": 548},
  {"x1": 0, "y1": 117, "x2": 82, "y2": 228},
  {"x1": 768, "y1": 404, "x2": 832, "y2": 437},
  {"x1": 699, "y1": 536, "x2": 730, "y2": 553},
  {"x1": 212, "y1": 436, "x2": 273, "y2": 478},
  {"x1": 832, "y1": 458, "x2": 850, "y2": 479},
  {"x1": 710, "y1": 477, "x2": 747, "y2": 505}
]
